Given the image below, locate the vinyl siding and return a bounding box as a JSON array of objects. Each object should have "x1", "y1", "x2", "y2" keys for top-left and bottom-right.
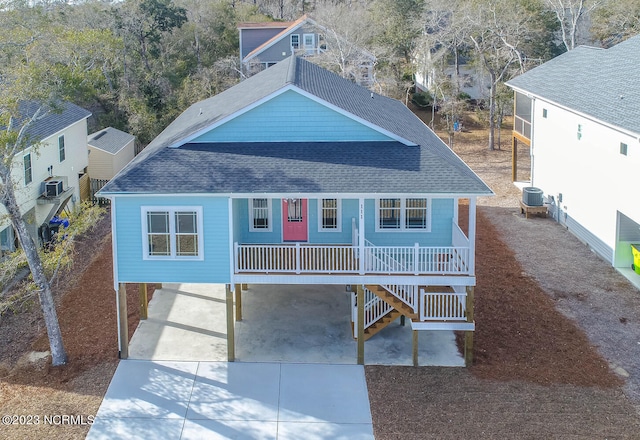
[
  {"x1": 241, "y1": 28, "x2": 288, "y2": 59},
  {"x1": 114, "y1": 196, "x2": 230, "y2": 283},
  {"x1": 87, "y1": 147, "x2": 113, "y2": 180},
  {"x1": 236, "y1": 197, "x2": 455, "y2": 247},
  {"x1": 364, "y1": 198, "x2": 454, "y2": 247},
  {"x1": 531, "y1": 98, "x2": 640, "y2": 266},
  {"x1": 192, "y1": 90, "x2": 393, "y2": 143},
  {"x1": 111, "y1": 140, "x2": 135, "y2": 178}
]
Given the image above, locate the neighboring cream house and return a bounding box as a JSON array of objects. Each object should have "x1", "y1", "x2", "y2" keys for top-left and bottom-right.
[
  {"x1": 506, "y1": 36, "x2": 640, "y2": 282},
  {"x1": 88, "y1": 127, "x2": 135, "y2": 181},
  {"x1": 0, "y1": 101, "x2": 91, "y2": 252}
]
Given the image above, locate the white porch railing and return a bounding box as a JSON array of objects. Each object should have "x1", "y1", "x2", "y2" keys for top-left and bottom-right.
[
  {"x1": 235, "y1": 242, "x2": 470, "y2": 275},
  {"x1": 380, "y1": 284, "x2": 418, "y2": 312},
  {"x1": 234, "y1": 243, "x2": 357, "y2": 274},
  {"x1": 419, "y1": 287, "x2": 467, "y2": 321}
]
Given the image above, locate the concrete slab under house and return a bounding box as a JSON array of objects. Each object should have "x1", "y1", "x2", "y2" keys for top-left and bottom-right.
[{"x1": 98, "y1": 56, "x2": 493, "y2": 366}]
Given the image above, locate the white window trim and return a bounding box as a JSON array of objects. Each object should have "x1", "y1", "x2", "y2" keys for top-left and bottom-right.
[
  {"x1": 23, "y1": 153, "x2": 32, "y2": 186},
  {"x1": 141, "y1": 206, "x2": 204, "y2": 260},
  {"x1": 317, "y1": 198, "x2": 342, "y2": 232},
  {"x1": 290, "y1": 34, "x2": 300, "y2": 49},
  {"x1": 249, "y1": 198, "x2": 272, "y2": 232},
  {"x1": 58, "y1": 135, "x2": 65, "y2": 163},
  {"x1": 375, "y1": 198, "x2": 432, "y2": 232},
  {"x1": 303, "y1": 33, "x2": 315, "y2": 48}
]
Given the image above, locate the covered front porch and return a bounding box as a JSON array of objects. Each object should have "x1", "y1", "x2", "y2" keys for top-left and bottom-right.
[{"x1": 230, "y1": 196, "x2": 477, "y2": 278}]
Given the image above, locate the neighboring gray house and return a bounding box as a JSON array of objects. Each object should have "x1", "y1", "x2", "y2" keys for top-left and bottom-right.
[
  {"x1": 238, "y1": 15, "x2": 375, "y2": 86},
  {"x1": 88, "y1": 127, "x2": 135, "y2": 181}
]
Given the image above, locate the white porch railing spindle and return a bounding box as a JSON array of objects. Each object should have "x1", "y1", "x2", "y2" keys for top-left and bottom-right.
[
  {"x1": 234, "y1": 243, "x2": 470, "y2": 275},
  {"x1": 419, "y1": 288, "x2": 467, "y2": 321}
]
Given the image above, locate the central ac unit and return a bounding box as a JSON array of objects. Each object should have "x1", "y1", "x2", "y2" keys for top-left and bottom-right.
[{"x1": 45, "y1": 180, "x2": 64, "y2": 197}]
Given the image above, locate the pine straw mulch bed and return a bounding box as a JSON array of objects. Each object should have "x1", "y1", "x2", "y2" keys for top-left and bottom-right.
[{"x1": 0, "y1": 213, "x2": 154, "y2": 440}]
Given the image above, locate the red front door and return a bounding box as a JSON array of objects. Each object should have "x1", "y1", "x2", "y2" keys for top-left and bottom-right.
[{"x1": 282, "y1": 198, "x2": 308, "y2": 242}]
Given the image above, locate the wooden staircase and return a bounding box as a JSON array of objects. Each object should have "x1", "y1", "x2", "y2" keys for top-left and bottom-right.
[
  {"x1": 362, "y1": 309, "x2": 402, "y2": 340},
  {"x1": 360, "y1": 285, "x2": 418, "y2": 341},
  {"x1": 365, "y1": 285, "x2": 418, "y2": 319}
]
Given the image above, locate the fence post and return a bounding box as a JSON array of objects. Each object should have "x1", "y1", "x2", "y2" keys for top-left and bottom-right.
[
  {"x1": 295, "y1": 242, "x2": 301, "y2": 274},
  {"x1": 414, "y1": 243, "x2": 419, "y2": 275},
  {"x1": 234, "y1": 242, "x2": 239, "y2": 272}
]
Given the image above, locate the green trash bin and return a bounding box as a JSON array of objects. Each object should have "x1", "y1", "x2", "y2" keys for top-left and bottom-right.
[{"x1": 632, "y1": 244, "x2": 640, "y2": 275}]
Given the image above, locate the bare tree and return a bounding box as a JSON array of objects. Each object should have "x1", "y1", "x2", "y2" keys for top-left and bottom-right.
[
  {"x1": 309, "y1": 3, "x2": 378, "y2": 86},
  {"x1": 465, "y1": 0, "x2": 554, "y2": 150},
  {"x1": 0, "y1": 102, "x2": 69, "y2": 367},
  {"x1": 544, "y1": 0, "x2": 605, "y2": 51}
]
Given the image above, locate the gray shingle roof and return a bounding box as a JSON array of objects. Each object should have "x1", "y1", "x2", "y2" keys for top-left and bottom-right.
[
  {"x1": 100, "y1": 141, "x2": 489, "y2": 195},
  {"x1": 101, "y1": 57, "x2": 492, "y2": 196},
  {"x1": 506, "y1": 35, "x2": 640, "y2": 136},
  {"x1": 16, "y1": 101, "x2": 92, "y2": 143},
  {"x1": 88, "y1": 127, "x2": 135, "y2": 155}
]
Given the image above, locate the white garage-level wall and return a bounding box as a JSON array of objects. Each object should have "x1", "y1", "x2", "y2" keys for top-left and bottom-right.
[{"x1": 531, "y1": 98, "x2": 640, "y2": 265}]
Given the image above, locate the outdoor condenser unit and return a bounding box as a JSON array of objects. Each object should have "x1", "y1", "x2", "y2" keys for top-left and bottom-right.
[
  {"x1": 522, "y1": 187, "x2": 543, "y2": 206},
  {"x1": 45, "y1": 180, "x2": 64, "y2": 197}
]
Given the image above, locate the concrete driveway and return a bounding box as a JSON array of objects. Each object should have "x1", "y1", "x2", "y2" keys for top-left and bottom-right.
[
  {"x1": 87, "y1": 361, "x2": 374, "y2": 440},
  {"x1": 88, "y1": 283, "x2": 463, "y2": 438}
]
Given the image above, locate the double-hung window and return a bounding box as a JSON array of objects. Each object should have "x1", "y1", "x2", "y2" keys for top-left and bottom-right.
[
  {"x1": 142, "y1": 207, "x2": 203, "y2": 259},
  {"x1": 58, "y1": 135, "x2": 66, "y2": 162},
  {"x1": 23, "y1": 153, "x2": 32, "y2": 185},
  {"x1": 291, "y1": 34, "x2": 300, "y2": 50},
  {"x1": 249, "y1": 198, "x2": 272, "y2": 231},
  {"x1": 376, "y1": 198, "x2": 431, "y2": 231},
  {"x1": 318, "y1": 198, "x2": 341, "y2": 232}
]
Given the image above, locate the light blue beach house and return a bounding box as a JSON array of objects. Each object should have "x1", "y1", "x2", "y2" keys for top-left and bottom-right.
[{"x1": 99, "y1": 57, "x2": 492, "y2": 364}]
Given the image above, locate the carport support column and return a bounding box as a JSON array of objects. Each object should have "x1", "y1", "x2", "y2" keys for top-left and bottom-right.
[
  {"x1": 464, "y1": 286, "x2": 475, "y2": 367},
  {"x1": 117, "y1": 283, "x2": 129, "y2": 359},
  {"x1": 226, "y1": 284, "x2": 235, "y2": 361},
  {"x1": 139, "y1": 283, "x2": 148, "y2": 320},
  {"x1": 512, "y1": 136, "x2": 518, "y2": 182},
  {"x1": 357, "y1": 284, "x2": 365, "y2": 365},
  {"x1": 234, "y1": 284, "x2": 242, "y2": 321},
  {"x1": 412, "y1": 330, "x2": 419, "y2": 367}
]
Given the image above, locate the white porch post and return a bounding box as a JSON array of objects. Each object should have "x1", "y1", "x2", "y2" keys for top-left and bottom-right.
[
  {"x1": 453, "y1": 197, "x2": 459, "y2": 224},
  {"x1": 468, "y1": 197, "x2": 477, "y2": 275},
  {"x1": 228, "y1": 198, "x2": 235, "y2": 283},
  {"x1": 358, "y1": 198, "x2": 365, "y2": 275}
]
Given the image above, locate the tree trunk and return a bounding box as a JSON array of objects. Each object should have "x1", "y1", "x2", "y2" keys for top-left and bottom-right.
[
  {"x1": 488, "y1": 72, "x2": 497, "y2": 151},
  {"x1": 0, "y1": 169, "x2": 68, "y2": 366}
]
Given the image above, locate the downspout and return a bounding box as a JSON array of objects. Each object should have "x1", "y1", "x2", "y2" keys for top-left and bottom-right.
[{"x1": 109, "y1": 196, "x2": 122, "y2": 355}]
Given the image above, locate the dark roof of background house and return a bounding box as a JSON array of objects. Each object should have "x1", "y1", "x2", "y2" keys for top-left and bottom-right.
[
  {"x1": 101, "y1": 57, "x2": 492, "y2": 196},
  {"x1": 88, "y1": 127, "x2": 135, "y2": 155},
  {"x1": 15, "y1": 101, "x2": 92, "y2": 144},
  {"x1": 506, "y1": 34, "x2": 640, "y2": 135}
]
